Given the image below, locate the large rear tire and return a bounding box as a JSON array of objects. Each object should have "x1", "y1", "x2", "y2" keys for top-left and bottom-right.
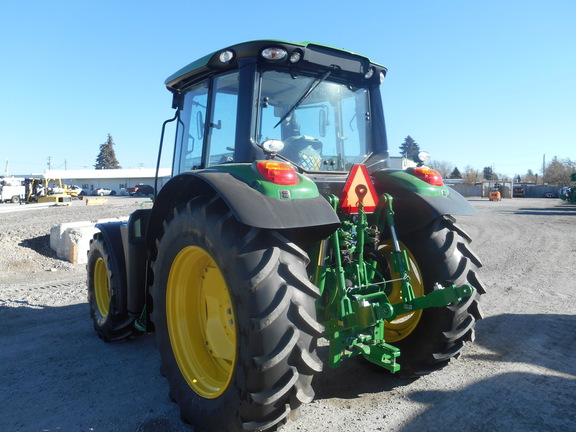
[
  {"x1": 86, "y1": 233, "x2": 135, "y2": 342},
  {"x1": 151, "y1": 195, "x2": 323, "y2": 432},
  {"x1": 380, "y1": 215, "x2": 485, "y2": 375}
]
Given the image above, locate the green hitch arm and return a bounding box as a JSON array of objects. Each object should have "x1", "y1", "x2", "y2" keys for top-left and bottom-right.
[
  {"x1": 392, "y1": 283, "x2": 475, "y2": 318},
  {"x1": 326, "y1": 195, "x2": 353, "y2": 316},
  {"x1": 378, "y1": 194, "x2": 415, "y2": 304}
]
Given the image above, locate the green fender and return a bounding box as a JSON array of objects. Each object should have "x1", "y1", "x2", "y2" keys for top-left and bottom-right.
[
  {"x1": 371, "y1": 169, "x2": 477, "y2": 235},
  {"x1": 147, "y1": 169, "x2": 341, "y2": 248}
]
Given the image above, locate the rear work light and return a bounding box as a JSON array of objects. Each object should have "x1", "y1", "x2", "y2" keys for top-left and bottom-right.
[
  {"x1": 256, "y1": 161, "x2": 298, "y2": 185},
  {"x1": 261, "y1": 47, "x2": 287, "y2": 60},
  {"x1": 413, "y1": 167, "x2": 444, "y2": 186}
]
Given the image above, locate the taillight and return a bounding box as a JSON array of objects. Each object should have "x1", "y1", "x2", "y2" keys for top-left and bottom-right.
[
  {"x1": 413, "y1": 167, "x2": 444, "y2": 186},
  {"x1": 256, "y1": 161, "x2": 298, "y2": 185}
]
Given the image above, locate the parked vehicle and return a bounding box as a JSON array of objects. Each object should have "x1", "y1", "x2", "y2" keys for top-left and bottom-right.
[
  {"x1": 91, "y1": 187, "x2": 116, "y2": 196},
  {"x1": 126, "y1": 184, "x2": 154, "y2": 196},
  {"x1": 513, "y1": 186, "x2": 525, "y2": 197},
  {"x1": 490, "y1": 185, "x2": 502, "y2": 201},
  {"x1": 65, "y1": 185, "x2": 84, "y2": 197},
  {"x1": 0, "y1": 177, "x2": 25, "y2": 203},
  {"x1": 24, "y1": 178, "x2": 71, "y2": 205},
  {"x1": 86, "y1": 40, "x2": 484, "y2": 432}
]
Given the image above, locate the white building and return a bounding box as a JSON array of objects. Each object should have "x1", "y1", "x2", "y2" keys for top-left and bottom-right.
[
  {"x1": 43, "y1": 168, "x2": 171, "y2": 195},
  {"x1": 40, "y1": 159, "x2": 412, "y2": 196},
  {"x1": 389, "y1": 156, "x2": 417, "y2": 170}
]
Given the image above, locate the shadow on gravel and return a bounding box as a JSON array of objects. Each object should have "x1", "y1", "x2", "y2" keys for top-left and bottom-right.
[
  {"x1": 398, "y1": 313, "x2": 576, "y2": 432},
  {"x1": 0, "y1": 304, "x2": 186, "y2": 432},
  {"x1": 473, "y1": 313, "x2": 576, "y2": 376},
  {"x1": 18, "y1": 234, "x2": 58, "y2": 258},
  {"x1": 513, "y1": 205, "x2": 576, "y2": 216},
  {"x1": 401, "y1": 372, "x2": 574, "y2": 432},
  {"x1": 312, "y1": 345, "x2": 416, "y2": 400}
]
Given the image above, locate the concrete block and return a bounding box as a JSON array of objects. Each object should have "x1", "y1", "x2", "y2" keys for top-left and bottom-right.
[
  {"x1": 49, "y1": 221, "x2": 94, "y2": 252},
  {"x1": 50, "y1": 217, "x2": 128, "y2": 264},
  {"x1": 63, "y1": 225, "x2": 100, "y2": 264},
  {"x1": 85, "y1": 197, "x2": 107, "y2": 206}
]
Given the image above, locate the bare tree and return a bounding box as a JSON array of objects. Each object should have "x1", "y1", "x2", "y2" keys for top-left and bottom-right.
[
  {"x1": 462, "y1": 165, "x2": 483, "y2": 185},
  {"x1": 544, "y1": 156, "x2": 575, "y2": 186},
  {"x1": 428, "y1": 160, "x2": 454, "y2": 178}
]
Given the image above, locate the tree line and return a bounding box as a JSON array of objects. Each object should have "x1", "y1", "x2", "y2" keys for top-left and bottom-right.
[
  {"x1": 92, "y1": 133, "x2": 575, "y2": 187},
  {"x1": 399, "y1": 136, "x2": 575, "y2": 186}
]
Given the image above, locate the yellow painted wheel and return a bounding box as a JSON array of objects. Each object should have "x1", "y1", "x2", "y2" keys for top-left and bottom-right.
[
  {"x1": 379, "y1": 241, "x2": 425, "y2": 343},
  {"x1": 94, "y1": 257, "x2": 110, "y2": 318},
  {"x1": 167, "y1": 246, "x2": 236, "y2": 399}
]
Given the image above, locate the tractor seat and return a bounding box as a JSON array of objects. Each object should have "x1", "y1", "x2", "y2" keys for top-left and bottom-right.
[{"x1": 282, "y1": 136, "x2": 323, "y2": 170}]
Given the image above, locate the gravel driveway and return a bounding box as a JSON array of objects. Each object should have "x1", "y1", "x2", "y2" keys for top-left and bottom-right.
[{"x1": 1, "y1": 197, "x2": 574, "y2": 432}]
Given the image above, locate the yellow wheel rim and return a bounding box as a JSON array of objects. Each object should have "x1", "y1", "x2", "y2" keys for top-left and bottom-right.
[
  {"x1": 167, "y1": 246, "x2": 236, "y2": 399},
  {"x1": 379, "y1": 241, "x2": 425, "y2": 342},
  {"x1": 94, "y1": 257, "x2": 110, "y2": 318}
]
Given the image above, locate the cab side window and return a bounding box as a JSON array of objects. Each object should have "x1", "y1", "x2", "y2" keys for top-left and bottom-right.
[
  {"x1": 174, "y1": 81, "x2": 209, "y2": 174},
  {"x1": 206, "y1": 72, "x2": 239, "y2": 166}
]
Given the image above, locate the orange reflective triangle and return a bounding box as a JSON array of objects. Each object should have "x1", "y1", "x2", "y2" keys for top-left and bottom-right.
[{"x1": 339, "y1": 164, "x2": 378, "y2": 214}]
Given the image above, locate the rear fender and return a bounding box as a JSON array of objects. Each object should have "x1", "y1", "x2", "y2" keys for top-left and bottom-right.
[
  {"x1": 93, "y1": 221, "x2": 128, "y2": 308},
  {"x1": 372, "y1": 169, "x2": 477, "y2": 235},
  {"x1": 96, "y1": 213, "x2": 152, "y2": 317},
  {"x1": 147, "y1": 170, "x2": 341, "y2": 250}
]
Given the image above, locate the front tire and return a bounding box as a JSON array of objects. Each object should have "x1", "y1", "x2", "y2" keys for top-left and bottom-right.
[
  {"x1": 87, "y1": 233, "x2": 135, "y2": 342},
  {"x1": 151, "y1": 195, "x2": 323, "y2": 432},
  {"x1": 381, "y1": 215, "x2": 485, "y2": 375}
]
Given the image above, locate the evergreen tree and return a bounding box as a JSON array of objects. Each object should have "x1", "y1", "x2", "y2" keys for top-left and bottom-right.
[
  {"x1": 450, "y1": 167, "x2": 462, "y2": 179},
  {"x1": 483, "y1": 166, "x2": 495, "y2": 180},
  {"x1": 95, "y1": 134, "x2": 122, "y2": 169},
  {"x1": 399, "y1": 136, "x2": 420, "y2": 160}
]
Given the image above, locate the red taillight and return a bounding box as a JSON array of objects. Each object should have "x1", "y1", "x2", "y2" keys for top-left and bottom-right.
[
  {"x1": 413, "y1": 167, "x2": 444, "y2": 186},
  {"x1": 256, "y1": 161, "x2": 298, "y2": 185}
]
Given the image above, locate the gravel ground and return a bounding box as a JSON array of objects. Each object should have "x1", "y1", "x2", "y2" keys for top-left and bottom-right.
[{"x1": 0, "y1": 196, "x2": 574, "y2": 432}]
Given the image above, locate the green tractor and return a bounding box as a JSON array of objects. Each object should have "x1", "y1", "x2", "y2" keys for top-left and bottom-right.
[{"x1": 87, "y1": 40, "x2": 484, "y2": 432}]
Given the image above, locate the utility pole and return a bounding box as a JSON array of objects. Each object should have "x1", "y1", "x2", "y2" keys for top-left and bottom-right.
[
  {"x1": 47, "y1": 156, "x2": 52, "y2": 170},
  {"x1": 542, "y1": 154, "x2": 545, "y2": 185}
]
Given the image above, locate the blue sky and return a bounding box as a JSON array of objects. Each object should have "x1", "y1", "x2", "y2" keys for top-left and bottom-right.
[{"x1": 1, "y1": 1, "x2": 574, "y2": 178}]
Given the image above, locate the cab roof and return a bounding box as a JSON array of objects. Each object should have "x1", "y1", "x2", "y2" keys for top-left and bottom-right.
[{"x1": 165, "y1": 40, "x2": 386, "y2": 93}]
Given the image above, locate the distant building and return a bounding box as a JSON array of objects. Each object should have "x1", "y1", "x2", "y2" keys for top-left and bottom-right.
[
  {"x1": 38, "y1": 158, "x2": 412, "y2": 195},
  {"x1": 389, "y1": 156, "x2": 417, "y2": 170},
  {"x1": 42, "y1": 168, "x2": 171, "y2": 195}
]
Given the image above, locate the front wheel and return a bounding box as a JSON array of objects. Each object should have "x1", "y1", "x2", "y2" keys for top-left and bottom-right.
[
  {"x1": 151, "y1": 195, "x2": 323, "y2": 432},
  {"x1": 86, "y1": 233, "x2": 135, "y2": 342},
  {"x1": 380, "y1": 215, "x2": 485, "y2": 375}
]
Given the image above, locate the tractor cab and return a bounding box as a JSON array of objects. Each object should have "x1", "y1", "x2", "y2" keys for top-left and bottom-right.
[{"x1": 166, "y1": 40, "x2": 389, "y2": 179}]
